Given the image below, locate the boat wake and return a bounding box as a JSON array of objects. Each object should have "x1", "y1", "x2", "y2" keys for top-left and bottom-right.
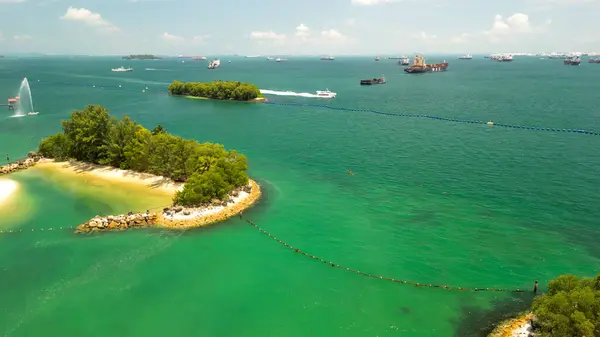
[{"x1": 260, "y1": 89, "x2": 321, "y2": 98}]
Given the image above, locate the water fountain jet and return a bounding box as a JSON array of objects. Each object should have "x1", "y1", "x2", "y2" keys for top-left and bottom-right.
[{"x1": 13, "y1": 77, "x2": 35, "y2": 116}]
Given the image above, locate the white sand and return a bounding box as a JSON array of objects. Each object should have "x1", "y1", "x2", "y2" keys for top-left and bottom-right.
[
  {"x1": 36, "y1": 160, "x2": 184, "y2": 194},
  {"x1": 164, "y1": 190, "x2": 250, "y2": 220},
  {"x1": 0, "y1": 179, "x2": 19, "y2": 203},
  {"x1": 511, "y1": 321, "x2": 533, "y2": 336}
]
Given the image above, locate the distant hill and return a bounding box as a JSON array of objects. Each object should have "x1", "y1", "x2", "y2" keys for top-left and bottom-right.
[{"x1": 122, "y1": 54, "x2": 162, "y2": 60}]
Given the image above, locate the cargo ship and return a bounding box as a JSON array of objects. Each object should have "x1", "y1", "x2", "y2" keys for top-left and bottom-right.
[
  {"x1": 403, "y1": 55, "x2": 448, "y2": 73},
  {"x1": 360, "y1": 75, "x2": 386, "y2": 85},
  {"x1": 564, "y1": 57, "x2": 581, "y2": 65},
  {"x1": 589, "y1": 57, "x2": 600, "y2": 63},
  {"x1": 398, "y1": 55, "x2": 410, "y2": 65}
]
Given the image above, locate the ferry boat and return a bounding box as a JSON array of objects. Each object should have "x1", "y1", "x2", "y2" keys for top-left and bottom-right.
[
  {"x1": 404, "y1": 55, "x2": 448, "y2": 73},
  {"x1": 320, "y1": 56, "x2": 334, "y2": 60},
  {"x1": 111, "y1": 66, "x2": 133, "y2": 72},
  {"x1": 399, "y1": 55, "x2": 410, "y2": 65},
  {"x1": 360, "y1": 75, "x2": 386, "y2": 85},
  {"x1": 458, "y1": 53, "x2": 472, "y2": 60},
  {"x1": 564, "y1": 57, "x2": 581, "y2": 65},
  {"x1": 316, "y1": 89, "x2": 336, "y2": 98},
  {"x1": 208, "y1": 59, "x2": 221, "y2": 69}
]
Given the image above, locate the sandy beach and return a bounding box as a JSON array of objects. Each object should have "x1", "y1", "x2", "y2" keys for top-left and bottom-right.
[
  {"x1": 34, "y1": 159, "x2": 261, "y2": 231},
  {"x1": 0, "y1": 178, "x2": 19, "y2": 204},
  {"x1": 35, "y1": 159, "x2": 184, "y2": 195}
]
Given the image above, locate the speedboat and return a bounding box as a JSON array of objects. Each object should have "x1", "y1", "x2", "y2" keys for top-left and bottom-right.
[
  {"x1": 111, "y1": 66, "x2": 133, "y2": 72},
  {"x1": 316, "y1": 89, "x2": 336, "y2": 98},
  {"x1": 28, "y1": 111, "x2": 39, "y2": 115}
]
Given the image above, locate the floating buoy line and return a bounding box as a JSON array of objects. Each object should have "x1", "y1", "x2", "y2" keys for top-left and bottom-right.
[{"x1": 27, "y1": 79, "x2": 600, "y2": 136}]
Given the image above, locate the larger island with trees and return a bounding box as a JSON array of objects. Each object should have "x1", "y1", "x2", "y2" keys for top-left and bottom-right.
[
  {"x1": 168, "y1": 80, "x2": 265, "y2": 102},
  {"x1": 34, "y1": 104, "x2": 261, "y2": 232},
  {"x1": 122, "y1": 54, "x2": 162, "y2": 60}
]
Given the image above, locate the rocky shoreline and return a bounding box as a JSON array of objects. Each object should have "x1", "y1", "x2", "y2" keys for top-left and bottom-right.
[
  {"x1": 489, "y1": 313, "x2": 535, "y2": 337},
  {"x1": 0, "y1": 152, "x2": 43, "y2": 175},
  {"x1": 75, "y1": 179, "x2": 261, "y2": 233}
]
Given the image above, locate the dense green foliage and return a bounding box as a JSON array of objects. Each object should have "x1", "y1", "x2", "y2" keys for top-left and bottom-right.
[
  {"x1": 38, "y1": 104, "x2": 249, "y2": 206},
  {"x1": 122, "y1": 54, "x2": 161, "y2": 60},
  {"x1": 532, "y1": 274, "x2": 600, "y2": 336},
  {"x1": 168, "y1": 80, "x2": 262, "y2": 101}
]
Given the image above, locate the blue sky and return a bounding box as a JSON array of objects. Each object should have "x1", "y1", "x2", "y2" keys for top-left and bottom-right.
[{"x1": 0, "y1": 0, "x2": 599, "y2": 55}]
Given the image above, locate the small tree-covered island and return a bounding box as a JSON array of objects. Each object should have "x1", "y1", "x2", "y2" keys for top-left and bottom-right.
[
  {"x1": 34, "y1": 104, "x2": 261, "y2": 233},
  {"x1": 168, "y1": 80, "x2": 266, "y2": 102}
]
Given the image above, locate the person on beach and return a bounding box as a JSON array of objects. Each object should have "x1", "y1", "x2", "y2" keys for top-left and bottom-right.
[
  {"x1": 6, "y1": 154, "x2": 9, "y2": 162},
  {"x1": 533, "y1": 280, "x2": 538, "y2": 294},
  {"x1": 239, "y1": 211, "x2": 243, "y2": 219}
]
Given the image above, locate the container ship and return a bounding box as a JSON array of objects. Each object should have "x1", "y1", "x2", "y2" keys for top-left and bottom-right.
[
  {"x1": 403, "y1": 55, "x2": 448, "y2": 73},
  {"x1": 564, "y1": 57, "x2": 581, "y2": 65},
  {"x1": 360, "y1": 75, "x2": 386, "y2": 85}
]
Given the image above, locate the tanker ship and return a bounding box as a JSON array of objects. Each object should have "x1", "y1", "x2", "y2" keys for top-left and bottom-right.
[{"x1": 403, "y1": 55, "x2": 448, "y2": 73}]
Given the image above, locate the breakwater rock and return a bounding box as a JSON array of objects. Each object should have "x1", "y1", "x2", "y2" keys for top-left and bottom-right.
[
  {"x1": 74, "y1": 180, "x2": 261, "y2": 233},
  {"x1": 0, "y1": 152, "x2": 43, "y2": 176},
  {"x1": 75, "y1": 212, "x2": 160, "y2": 233}
]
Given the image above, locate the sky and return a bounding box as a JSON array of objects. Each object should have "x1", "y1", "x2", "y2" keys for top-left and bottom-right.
[{"x1": 0, "y1": 0, "x2": 599, "y2": 55}]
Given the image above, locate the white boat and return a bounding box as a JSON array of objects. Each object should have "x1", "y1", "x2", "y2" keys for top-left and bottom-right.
[
  {"x1": 111, "y1": 66, "x2": 133, "y2": 72},
  {"x1": 276, "y1": 58, "x2": 288, "y2": 62},
  {"x1": 375, "y1": 56, "x2": 380, "y2": 61},
  {"x1": 399, "y1": 56, "x2": 410, "y2": 65},
  {"x1": 208, "y1": 59, "x2": 221, "y2": 69},
  {"x1": 316, "y1": 89, "x2": 336, "y2": 98},
  {"x1": 28, "y1": 111, "x2": 38, "y2": 115},
  {"x1": 267, "y1": 57, "x2": 274, "y2": 60},
  {"x1": 320, "y1": 56, "x2": 334, "y2": 60},
  {"x1": 458, "y1": 53, "x2": 472, "y2": 60}
]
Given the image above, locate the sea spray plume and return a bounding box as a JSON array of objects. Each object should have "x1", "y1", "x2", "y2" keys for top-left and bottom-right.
[{"x1": 14, "y1": 78, "x2": 34, "y2": 116}]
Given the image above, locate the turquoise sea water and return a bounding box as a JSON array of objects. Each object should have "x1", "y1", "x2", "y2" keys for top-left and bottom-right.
[{"x1": 1, "y1": 56, "x2": 600, "y2": 336}]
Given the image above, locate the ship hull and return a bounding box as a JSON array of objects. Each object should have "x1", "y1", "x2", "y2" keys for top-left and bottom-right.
[
  {"x1": 404, "y1": 63, "x2": 448, "y2": 73},
  {"x1": 564, "y1": 60, "x2": 580, "y2": 65},
  {"x1": 589, "y1": 60, "x2": 600, "y2": 63},
  {"x1": 360, "y1": 79, "x2": 386, "y2": 85}
]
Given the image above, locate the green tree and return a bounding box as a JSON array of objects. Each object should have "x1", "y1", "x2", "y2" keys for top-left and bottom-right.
[
  {"x1": 168, "y1": 80, "x2": 261, "y2": 101},
  {"x1": 532, "y1": 274, "x2": 600, "y2": 336},
  {"x1": 102, "y1": 116, "x2": 140, "y2": 168},
  {"x1": 38, "y1": 133, "x2": 71, "y2": 161},
  {"x1": 61, "y1": 104, "x2": 115, "y2": 163},
  {"x1": 151, "y1": 124, "x2": 166, "y2": 135}
]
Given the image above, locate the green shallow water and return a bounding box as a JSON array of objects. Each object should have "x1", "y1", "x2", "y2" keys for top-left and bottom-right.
[{"x1": 1, "y1": 56, "x2": 600, "y2": 336}]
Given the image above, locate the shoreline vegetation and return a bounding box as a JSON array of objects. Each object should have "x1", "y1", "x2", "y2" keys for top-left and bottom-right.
[
  {"x1": 489, "y1": 274, "x2": 600, "y2": 336},
  {"x1": 122, "y1": 54, "x2": 162, "y2": 60},
  {"x1": 26, "y1": 103, "x2": 261, "y2": 232},
  {"x1": 168, "y1": 80, "x2": 267, "y2": 102}
]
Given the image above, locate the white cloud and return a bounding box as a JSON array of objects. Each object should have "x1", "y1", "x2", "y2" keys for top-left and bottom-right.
[
  {"x1": 191, "y1": 35, "x2": 210, "y2": 43},
  {"x1": 60, "y1": 7, "x2": 119, "y2": 32},
  {"x1": 411, "y1": 31, "x2": 437, "y2": 41},
  {"x1": 321, "y1": 29, "x2": 346, "y2": 40},
  {"x1": 295, "y1": 24, "x2": 309, "y2": 38},
  {"x1": 13, "y1": 35, "x2": 32, "y2": 41},
  {"x1": 0, "y1": 0, "x2": 25, "y2": 3},
  {"x1": 351, "y1": 0, "x2": 395, "y2": 5},
  {"x1": 160, "y1": 32, "x2": 185, "y2": 43},
  {"x1": 250, "y1": 30, "x2": 286, "y2": 40}
]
